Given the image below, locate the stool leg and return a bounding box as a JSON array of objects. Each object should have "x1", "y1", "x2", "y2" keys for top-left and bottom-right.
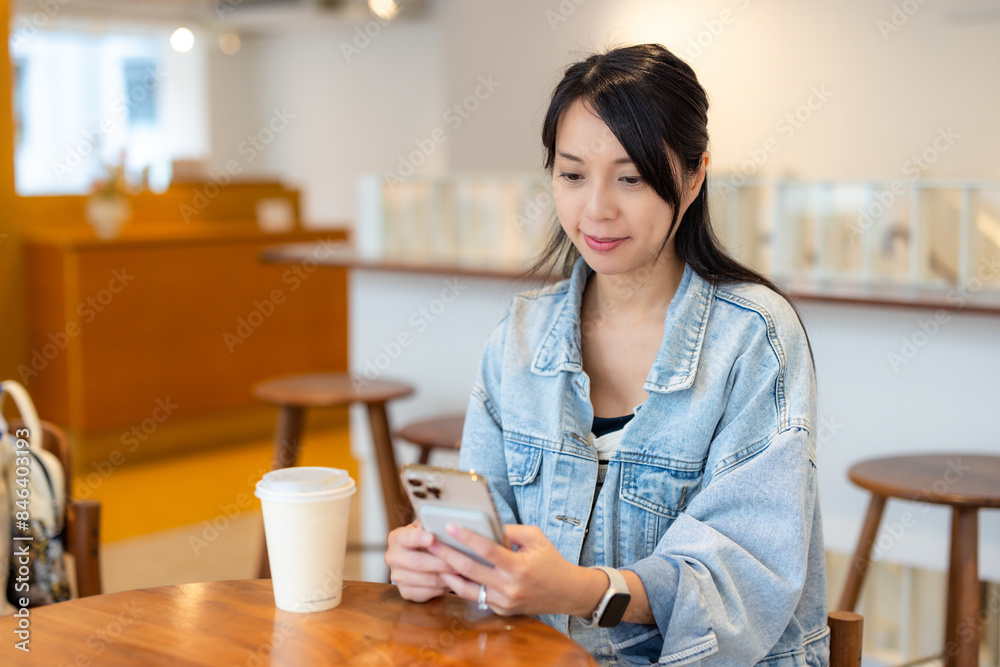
[
  {"x1": 366, "y1": 401, "x2": 413, "y2": 532},
  {"x1": 272, "y1": 405, "x2": 306, "y2": 470},
  {"x1": 944, "y1": 506, "x2": 979, "y2": 667},
  {"x1": 417, "y1": 448, "x2": 431, "y2": 465},
  {"x1": 258, "y1": 535, "x2": 272, "y2": 580},
  {"x1": 259, "y1": 404, "x2": 307, "y2": 579},
  {"x1": 838, "y1": 493, "x2": 886, "y2": 612}
]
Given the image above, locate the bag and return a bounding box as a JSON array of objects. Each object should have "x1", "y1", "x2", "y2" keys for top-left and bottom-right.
[{"x1": 0, "y1": 380, "x2": 71, "y2": 613}]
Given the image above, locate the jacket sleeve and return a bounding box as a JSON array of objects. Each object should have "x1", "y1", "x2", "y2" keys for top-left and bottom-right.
[
  {"x1": 607, "y1": 317, "x2": 820, "y2": 665},
  {"x1": 457, "y1": 313, "x2": 521, "y2": 528}
]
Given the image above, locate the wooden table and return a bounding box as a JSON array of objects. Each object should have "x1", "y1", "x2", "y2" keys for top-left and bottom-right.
[
  {"x1": 838, "y1": 454, "x2": 1000, "y2": 667},
  {"x1": 3, "y1": 580, "x2": 598, "y2": 666}
]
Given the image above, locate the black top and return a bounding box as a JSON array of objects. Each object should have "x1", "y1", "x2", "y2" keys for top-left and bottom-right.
[{"x1": 592, "y1": 414, "x2": 634, "y2": 438}]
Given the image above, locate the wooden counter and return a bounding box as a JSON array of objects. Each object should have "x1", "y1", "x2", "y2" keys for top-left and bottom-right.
[{"x1": 262, "y1": 241, "x2": 1000, "y2": 316}]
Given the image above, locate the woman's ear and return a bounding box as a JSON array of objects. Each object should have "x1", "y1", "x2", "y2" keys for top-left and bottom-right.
[{"x1": 683, "y1": 152, "x2": 710, "y2": 207}]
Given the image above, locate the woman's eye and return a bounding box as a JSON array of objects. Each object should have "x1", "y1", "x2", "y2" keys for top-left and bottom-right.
[
  {"x1": 621, "y1": 175, "x2": 643, "y2": 186},
  {"x1": 559, "y1": 172, "x2": 582, "y2": 182}
]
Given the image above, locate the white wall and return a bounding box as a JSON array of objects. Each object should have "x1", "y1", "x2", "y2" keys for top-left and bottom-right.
[
  {"x1": 207, "y1": 15, "x2": 445, "y2": 225},
  {"x1": 439, "y1": 0, "x2": 1000, "y2": 180},
  {"x1": 208, "y1": 0, "x2": 1000, "y2": 219},
  {"x1": 206, "y1": 34, "x2": 260, "y2": 178},
  {"x1": 801, "y1": 300, "x2": 1000, "y2": 580}
]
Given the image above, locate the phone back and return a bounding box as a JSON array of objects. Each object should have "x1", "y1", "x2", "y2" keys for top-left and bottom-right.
[{"x1": 401, "y1": 464, "x2": 503, "y2": 566}]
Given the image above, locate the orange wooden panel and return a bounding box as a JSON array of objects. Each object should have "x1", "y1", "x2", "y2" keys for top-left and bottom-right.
[
  {"x1": 1, "y1": 0, "x2": 26, "y2": 384},
  {"x1": 75, "y1": 241, "x2": 347, "y2": 430},
  {"x1": 22, "y1": 243, "x2": 73, "y2": 424},
  {"x1": 25, "y1": 229, "x2": 348, "y2": 432}
]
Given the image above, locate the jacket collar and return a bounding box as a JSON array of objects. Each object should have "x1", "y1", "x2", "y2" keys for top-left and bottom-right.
[{"x1": 530, "y1": 255, "x2": 715, "y2": 394}]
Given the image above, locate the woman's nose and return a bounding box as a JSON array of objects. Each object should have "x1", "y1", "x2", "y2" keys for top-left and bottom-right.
[{"x1": 583, "y1": 181, "x2": 617, "y2": 222}]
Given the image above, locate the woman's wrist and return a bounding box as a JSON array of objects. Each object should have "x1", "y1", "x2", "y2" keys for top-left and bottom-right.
[
  {"x1": 563, "y1": 566, "x2": 655, "y2": 625},
  {"x1": 565, "y1": 565, "x2": 613, "y2": 618}
]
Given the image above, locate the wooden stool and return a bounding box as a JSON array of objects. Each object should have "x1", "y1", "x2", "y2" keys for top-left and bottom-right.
[
  {"x1": 837, "y1": 454, "x2": 1000, "y2": 667},
  {"x1": 253, "y1": 373, "x2": 414, "y2": 578},
  {"x1": 395, "y1": 414, "x2": 465, "y2": 465}
]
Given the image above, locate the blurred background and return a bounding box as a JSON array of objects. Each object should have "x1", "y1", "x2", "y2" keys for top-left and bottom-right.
[{"x1": 1, "y1": 1, "x2": 999, "y2": 664}]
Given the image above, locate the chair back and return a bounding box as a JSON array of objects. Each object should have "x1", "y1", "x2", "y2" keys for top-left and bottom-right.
[
  {"x1": 38, "y1": 420, "x2": 73, "y2": 500},
  {"x1": 9, "y1": 419, "x2": 103, "y2": 597},
  {"x1": 9, "y1": 418, "x2": 71, "y2": 498},
  {"x1": 828, "y1": 610, "x2": 863, "y2": 666}
]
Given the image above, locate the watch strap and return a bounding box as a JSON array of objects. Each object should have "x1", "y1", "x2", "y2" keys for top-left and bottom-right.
[
  {"x1": 584, "y1": 566, "x2": 631, "y2": 628},
  {"x1": 593, "y1": 566, "x2": 628, "y2": 594}
]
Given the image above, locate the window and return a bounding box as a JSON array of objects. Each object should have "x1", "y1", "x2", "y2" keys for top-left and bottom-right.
[
  {"x1": 123, "y1": 58, "x2": 159, "y2": 126},
  {"x1": 9, "y1": 24, "x2": 208, "y2": 195}
]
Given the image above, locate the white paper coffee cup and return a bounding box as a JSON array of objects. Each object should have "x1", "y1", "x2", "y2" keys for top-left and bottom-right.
[{"x1": 255, "y1": 466, "x2": 356, "y2": 613}]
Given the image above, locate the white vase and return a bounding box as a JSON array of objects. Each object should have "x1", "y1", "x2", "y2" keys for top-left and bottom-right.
[{"x1": 85, "y1": 196, "x2": 131, "y2": 240}]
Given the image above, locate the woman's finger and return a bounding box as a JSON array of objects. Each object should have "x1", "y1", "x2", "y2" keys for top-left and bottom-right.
[
  {"x1": 440, "y1": 573, "x2": 514, "y2": 616},
  {"x1": 388, "y1": 525, "x2": 435, "y2": 550},
  {"x1": 389, "y1": 569, "x2": 448, "y2": 589},
  {"x1": 439, "y1": 572, "x2": 479, "y2": 601},
  {"x1": 441, "y1": 523, "x2": 513, "y2": 569},
  {"x1": 429, "y1": 539, "x2": 506, "y2": 592},
  {"x1": 397, "y1": 584, "x2": 450, "y2": 604},
  {"x1": 386, "y1": 548, "x2": 458, "y2": 575}
]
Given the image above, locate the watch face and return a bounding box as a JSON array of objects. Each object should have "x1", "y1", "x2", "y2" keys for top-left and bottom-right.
[{"x1": 598, "y1": 593, "x2": 631, "y2": 628}]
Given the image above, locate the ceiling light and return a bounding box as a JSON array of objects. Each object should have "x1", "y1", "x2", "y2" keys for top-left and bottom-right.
[
  {"x1": 368, "y1": 0, "x2": 399, "y2": 21},
  {"x1": 219, "y1": 33, "x2": 241, "y2": 55},
  {"x1": 170, "y1": 27, "x2": 194, "y2": 53}
]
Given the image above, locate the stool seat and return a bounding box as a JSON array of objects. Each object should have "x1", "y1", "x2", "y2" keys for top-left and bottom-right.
[
  {"x1": 253, "y1": 372, "x2": 415, "y2": 579},
  {"x1": 839, "y1": 452, "x2": 1000, "y2": 667},
  {"x1": 396, "y1": 415, "x2": 464, "y2": 465},
  {"x1": 848, "y1": 454, "x2": 1000, "y2": 507},
  {"x1": 253, "y1": 373, "x2": 414, "y2": 407}
]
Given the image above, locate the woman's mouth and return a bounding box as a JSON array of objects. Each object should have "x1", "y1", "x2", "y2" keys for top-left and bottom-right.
[{"x1": 583, "y1": 234, "x2": 627, "y2": 252}]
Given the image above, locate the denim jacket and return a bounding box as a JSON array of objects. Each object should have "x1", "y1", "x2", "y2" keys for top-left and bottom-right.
[{"x1": 459, "y1": 257, "x2": 829, "y2": 666}]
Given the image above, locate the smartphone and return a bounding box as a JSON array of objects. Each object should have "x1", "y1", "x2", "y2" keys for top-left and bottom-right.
[{"x1": 400, "y1": 464, "x2": 505, "y2": 566}]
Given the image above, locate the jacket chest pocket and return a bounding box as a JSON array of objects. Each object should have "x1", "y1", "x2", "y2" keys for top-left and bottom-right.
[
  {"x1": 503, "y1": 437, "x2": 543, "y2": 486},
  {"x1": 503, "y1": 438, "x2": 544, "y2": 524},
  {"x1": 619, "y1": 459, "x2": 705, "y2": 518}
]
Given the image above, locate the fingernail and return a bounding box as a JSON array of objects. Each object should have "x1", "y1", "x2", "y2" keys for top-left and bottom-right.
[
  {"x1": 420, "y1": 532, "x2": 433, "y2": 547},
  {"x1": 446, "y1": 523, "x2": 461, "y2": 537}
]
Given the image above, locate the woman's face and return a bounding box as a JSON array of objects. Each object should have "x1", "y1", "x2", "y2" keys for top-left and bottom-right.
[{"x1": 552, "y1": 100, "x2": 703, "y2": 279}]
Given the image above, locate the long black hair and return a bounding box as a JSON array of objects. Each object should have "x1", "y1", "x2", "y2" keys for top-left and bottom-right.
[
  {"x1": 533, "y1": 44, "x2": 770, "y2": 286},
  {"x1": 529, "y1": 44, "x2": 813, "y2": 359}
]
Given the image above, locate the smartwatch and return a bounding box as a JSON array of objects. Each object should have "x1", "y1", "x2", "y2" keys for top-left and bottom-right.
[{"x1": 584, "y1": 566, "x2": 632, "y2": 628}]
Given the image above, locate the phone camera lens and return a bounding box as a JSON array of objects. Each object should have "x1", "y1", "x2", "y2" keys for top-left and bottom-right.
[
  {"x1": 426, "y1": 486, "x2": 441, "y2": 499},
  {"x1": 406, "y1": 478, "x2": 422, "y2": 487},
  {"x1": 413, "y1": 490, "x2": 427, "y2": 499}
]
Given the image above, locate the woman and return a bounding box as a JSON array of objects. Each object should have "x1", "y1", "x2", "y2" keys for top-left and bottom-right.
[{"x1": 386, "y1": 44, "x2": 828, "y2": 666}]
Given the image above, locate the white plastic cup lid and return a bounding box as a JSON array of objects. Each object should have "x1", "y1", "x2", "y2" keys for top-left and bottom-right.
[{"x1": 255, "y1": 466, "x2": 356, "y2": 503}]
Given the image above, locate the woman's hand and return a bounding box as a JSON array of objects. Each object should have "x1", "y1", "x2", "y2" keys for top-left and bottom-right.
[
  {"x1": 385, "y1": 521, "x2": 459, "y2": 603},
  {"x1": 430, "y1": 523, "x2": 608, "y2": 618}
]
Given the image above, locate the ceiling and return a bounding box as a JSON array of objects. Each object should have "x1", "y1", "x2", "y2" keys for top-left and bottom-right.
[{"x1": 11, "y1": 0, "x2": 431, "y2": 29}]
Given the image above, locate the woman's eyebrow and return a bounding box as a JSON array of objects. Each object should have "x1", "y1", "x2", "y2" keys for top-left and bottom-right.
[{"x1": 556, "y1": 150, "x2": 634, "y2": 165}]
